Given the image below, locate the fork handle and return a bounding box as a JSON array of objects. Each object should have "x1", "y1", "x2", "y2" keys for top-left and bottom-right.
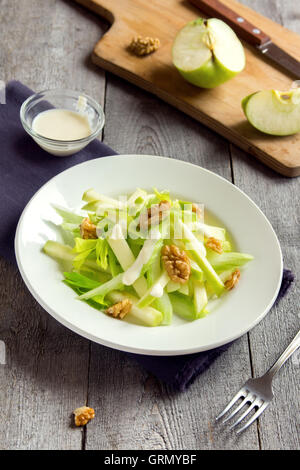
[{"x1": 266, "y1": 330, "x2": 300, "y2": 380}]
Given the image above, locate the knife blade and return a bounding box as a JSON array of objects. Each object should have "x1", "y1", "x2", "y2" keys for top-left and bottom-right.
[{"x1": 187, "y1": 0, "x2": 300, "y2": 79}]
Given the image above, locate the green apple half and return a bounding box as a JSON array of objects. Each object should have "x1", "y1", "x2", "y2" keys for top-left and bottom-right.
[
  {"x1": 172, "y1": 18, "x2": 246, "y2": 88},
  {"x1": 242, "y1": 88, "x2": 300, "y2": 136}
]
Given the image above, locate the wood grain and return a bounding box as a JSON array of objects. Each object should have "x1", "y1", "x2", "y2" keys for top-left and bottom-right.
[
  {"x1": 230, "y1": 0, "x2": 300, "y2": 450},
  {"x1": 74, "y1": 0, "x2": 300, "y2": 176},
  {"x1": 0, "y1": 0, "x2": 107, "y2": 450}
]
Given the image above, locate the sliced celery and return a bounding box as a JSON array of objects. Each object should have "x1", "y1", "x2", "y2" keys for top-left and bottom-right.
[
  {"x1": 78, "y1": 272, "x2": 124, "y2": 300},
  {"x1": 179, "y1": 221, "x2": 225, "y2": 296},
  {"x1": 153, "y1": 292, "x2": 173, "y2": 325},
  {"x1": 207, "y1": 252, "x2": 254, "y2": 271},
  {"x1": 169, "y1": 293, "x2": 197, "y2": 321},
  {"x1": 193, "y1": 281, "x2": 208, "y2": 316},
  {"x1": 107, "y1": 227, "x2": 148, "y2": 297},
  {"x1": 107, "y1": 291, "x2": 163, "y2": 327},
  {"x1": 43, "y1": 240, "x2": 106, "y2": 273},
  {"x1": 137, "y1": 271, "x2": 170, "y2": 308}
]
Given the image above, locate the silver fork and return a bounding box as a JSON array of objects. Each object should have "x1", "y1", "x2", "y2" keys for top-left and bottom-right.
[{"x1": 216, "y1": 329, "x2": 300, "y2": 433}]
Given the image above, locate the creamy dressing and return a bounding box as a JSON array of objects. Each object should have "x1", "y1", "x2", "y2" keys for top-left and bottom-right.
[
  {"x1": 122, "y1": 237, "x2": 160, "y2": 286},
  {"x1": 32, "y1": 108, "x2": 91, "y2": 141},
  {"x1": 150, "y1": 272, "x2": 170, "y2": 298}
]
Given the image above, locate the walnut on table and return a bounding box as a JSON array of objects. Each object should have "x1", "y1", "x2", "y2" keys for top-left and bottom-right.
[
  {"x1": 139, "y1": 200, "x2": 171, "y2": 230},
  {"x1": 129, "y1": 35, "x2": 160, "y2": 56},
  {"x1": 205, "y1": 236, "x2": 223, "y2": 254},
  {"x1": 73, "y1": 406, "x2": 95, "y2": 427},
  {"x1": 224, "y1": 269, "x2": 241, "y2": 290},
  {"x1": 161, "y1": 244, "x2": 191, "y2": 284},
  {"x1": 106, "y1": 299, "x2": 132, "y2": 319},
  {"x1": 80, "y1": 217, "x2": 97, "y2": 239}
]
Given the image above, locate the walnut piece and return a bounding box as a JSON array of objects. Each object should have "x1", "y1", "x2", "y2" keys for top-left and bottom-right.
[
  {"x1": 129, "y1": 35, "x2": 160, "y2": 56},
  {"x1": 206, "y1": 236, "x2": 223, "y2": 254},
  {"x1": 224, "y1": 269, "x2": 241, "y2": 290},
  {"x1": 161, "y1": 244, "x2": 191, "y2": 284},
  {"x1": 192, "y1": 203, "x2": 202, "y2": 219},
  {"x1": 139, "y1": 200, "x2": 171, "y2": 230},
  {"x1": 73, "y1": 406, "x2": 95, "y2": 426},
  {"x1": 80, "y1": 217, "x2": 97, "y2": 239},
  {"x1": 106, "y1": 299, "x2": 132, "y2": 319}
]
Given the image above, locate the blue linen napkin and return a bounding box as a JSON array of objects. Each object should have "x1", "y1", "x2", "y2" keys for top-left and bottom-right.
[{"x1": 0, "y1": 81, "x2": 294, "y2": 390}]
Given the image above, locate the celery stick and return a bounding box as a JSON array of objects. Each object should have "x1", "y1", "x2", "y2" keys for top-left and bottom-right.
[
  {"x1": 122, "y1": 238, "x2": 161, "y2": 286},
  {"x1": 107, "y1": 226, "x2": 148, "y2": 297},
  {"x1": 107, "y1": 291, "x2": 163, "y2": 327},
  {"x1": 193, "y1": 281, "x2": 208, "y2": 316},
  {"x1": 82, "y1": 188, "x2": 125, "y2": 209},
  {"x1": 43, "y1": 240, "x2": 107, "y2": 272},
  {"x1": 207, "y1": 252, "x2": 254, "y2": 271},
  {"x1": 190, "y1": 258, "x2": 204, "y2": 281},
  {"x1": 153, "y1": 291, "x2": 173, "y2": 325},
  {"x1": 137, "y1": 271, "x2": 170, "y2": 308},
  {"x1": 78, "y1": 273, "x2": 124, "y2": 300},
  {"x1": 178, "y1": 283, "x2": 189, "y2": 295},
  {"x1": 52, "y1": 204, "x2": 84, "y2": 224},
  {"x1": 166, "y1": 280, "x2": 181, "y2": 293},
  {"x1": 169, "y1": 293, "x2": 197, "y2": 321},
  {"x1": 179, "y1": 221, "x2": 225, "y2": 296},
  {"x1": 187, "y1": 222, "x2": 226, "y2": 241}
]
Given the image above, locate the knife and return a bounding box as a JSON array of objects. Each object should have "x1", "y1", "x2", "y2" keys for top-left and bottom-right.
[{"x1": 187, "y1": 0, "x2": 300, "y2": 79}]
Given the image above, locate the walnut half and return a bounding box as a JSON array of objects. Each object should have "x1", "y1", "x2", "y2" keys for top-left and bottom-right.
[
  {"x1": 161, "y1": 244, "x2": 191, "y2": 284},
  {"x1": 139, "y1": 200, "x2": 171, "y2": 230},
  {"x1": 224, "y1": 269, "x2": 241, "y2": 290},
  {"x1": 106, "y1": 299, "x2": 132, "y2": 319},
  {"x1": 73, "y1": 406, "x2": 95, "y2": 426},
  {"x1": 206, "y1": 237, "x2": 223, "y2": 254},
  {"x1": 80, "y1": 217, "x2": 97, "y2": 239}
]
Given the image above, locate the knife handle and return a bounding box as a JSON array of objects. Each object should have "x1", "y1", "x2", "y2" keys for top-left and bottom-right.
[{"x1": 188, "y1": 0, "x2": 271, "y2": 46}]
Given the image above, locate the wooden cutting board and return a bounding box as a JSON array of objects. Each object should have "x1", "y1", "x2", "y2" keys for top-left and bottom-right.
[{"x1": 74, "y1": 0, "x2": 300, "y2": 176}]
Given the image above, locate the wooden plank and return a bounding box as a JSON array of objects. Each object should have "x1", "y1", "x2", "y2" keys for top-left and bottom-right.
[
  {"x1": 0, "y1": 0, "x2": 107, "y2": 450},
  {"x1": 85, "y1": 76, "x2": 259, "y2": 450},
  {"x1": 74, "y1": 0, "x2": 300, "y2": 176},
  {"x1": 230, "y1": 0, "x2": 300, "y2": 450}
]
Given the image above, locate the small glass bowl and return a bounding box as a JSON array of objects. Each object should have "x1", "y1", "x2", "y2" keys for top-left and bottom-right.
[{"x1": 20, "y1": 88, "x2": 105, "y2": 156}]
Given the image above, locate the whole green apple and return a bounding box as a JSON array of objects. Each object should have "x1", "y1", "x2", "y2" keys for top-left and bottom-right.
[
  {"x1": 172, "y1": 18, "x2": 246, "y2": 88},
  {"x1": 242, "y1": 88, "x2": 300, "y2": 136}
]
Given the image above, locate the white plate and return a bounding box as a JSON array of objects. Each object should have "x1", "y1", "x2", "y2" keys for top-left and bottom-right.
[{"x1": 15, "y1": 155, "x2": 282, "y2": 355}]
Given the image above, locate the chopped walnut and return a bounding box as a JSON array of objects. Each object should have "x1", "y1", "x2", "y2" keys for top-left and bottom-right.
[
  {"x1": 129, "y1": 35, "x2": 160, "y2": 56},
  {"x1": 106, "y1": 299, "x2": 132, "y2": 319},
  {"x1": 73, "y1": 406, "x2": 95, "y2": 426},
  {"x1": 206, "y1": 237, "x2": 223, "y2": 254},
  {"x1": 139, "y1": 200, "x2": 171, "y2": 230},
  {"x1": 161, "y1": 244, "x2": 191, "y2": 284},
  {"x1": 80, "y1": 217, "x2": 97, "y2": 239},
  {"x1": 192, "y1": 203, "x2": 202, "y2": 219},
  {"x1": 224, "y1": 269, "x2": 241, "y2": 290}
]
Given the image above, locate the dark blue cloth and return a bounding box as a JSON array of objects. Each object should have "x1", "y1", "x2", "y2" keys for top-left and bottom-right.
[{"x1": 0, "y1": 81, "x2": 294, "y2": 390}]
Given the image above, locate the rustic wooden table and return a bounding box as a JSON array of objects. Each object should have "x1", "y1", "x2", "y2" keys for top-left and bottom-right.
[{"x1": 0, "y1": 0, "x2": 299, "y2": 450}]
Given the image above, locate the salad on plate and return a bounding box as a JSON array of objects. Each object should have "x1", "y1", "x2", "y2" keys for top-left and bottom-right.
[{"x1": 43, "y1": 188, "x2": 253, "y2": 326}]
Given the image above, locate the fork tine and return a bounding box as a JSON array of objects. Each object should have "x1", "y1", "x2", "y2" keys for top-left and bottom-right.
[
  {"x1": 236, "y1": 402, "x2": 269, "y2": 434},
  {"x1": 229, "y1": 397, "x2": 259, "y2": 429},
  {"x1": 223, "y1": 393, "x2": 254, "y2": 424},
  {"x1": 215, "y1": 388, "x2": 247, "y2": 421}
]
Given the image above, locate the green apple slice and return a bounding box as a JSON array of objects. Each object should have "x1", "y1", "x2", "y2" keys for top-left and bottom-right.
[
  {"x1": 242, "y1": 88, "x2": 300, "y2": 136},
  {"x1": 172, "y1": 18, "x2": 245, "y2": 88}
]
